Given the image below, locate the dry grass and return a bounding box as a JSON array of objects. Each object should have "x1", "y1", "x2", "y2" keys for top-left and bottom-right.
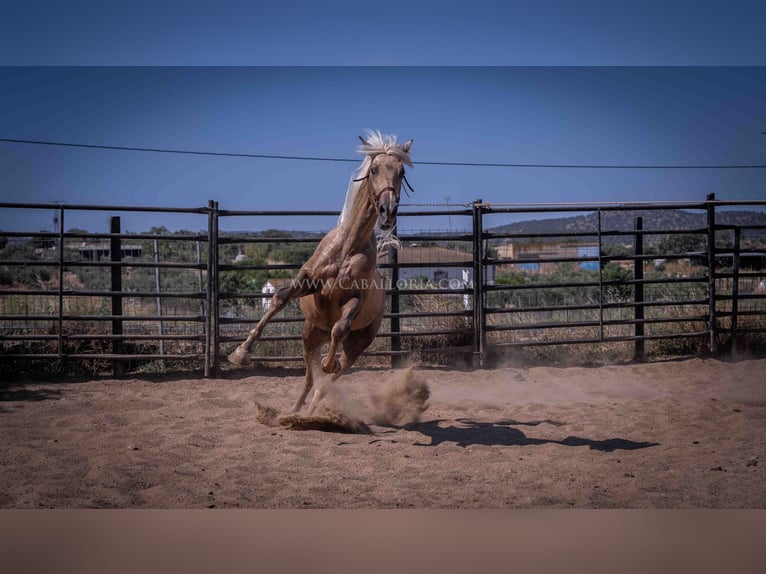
[{"x1": 2, "y1": 270, "x2": 765, "y2": 377}]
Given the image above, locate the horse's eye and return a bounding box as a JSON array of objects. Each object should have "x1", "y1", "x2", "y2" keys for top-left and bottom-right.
[{"x1": 370, "y1": 168, "x2": 377, "y2": 175}]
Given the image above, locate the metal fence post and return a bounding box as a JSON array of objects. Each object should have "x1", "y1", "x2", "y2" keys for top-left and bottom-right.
[
  {"x1": 110, "y1": 216, "x2": 124, "y2": 376},
  {"x1": 388, "y1": 234, "x2": 401, "y2": 368},
  {"x1": 153, "y1": 239, "x2": 165, "y2": 356},
  {"x1": 597, "y1": 209, "x2": 604, "y2": 342},
  {"x1": 205, "y1": 202, "x2": 213, "y2": 377},
  {"x1": 706, "y1": 193, "x2": 718, "y2": 354},
  {"x1": 197, "y1": 239, "x2": 209, "y2": 376},
  {"x1": 731, "y1": 226, "x2": 741, "y2": 353},
  {"x1": 207, "y1": 200, "x2": 221, "y2": 375},
  {"x1": 57, "y1": 206, "x2": 65, "y2": 359},
  {"x1": 472, "y1": 199, "x2": 485, "y2": 366},
  {"x1": 634, "y1": 216, "x2": 645, "y2": 361}
]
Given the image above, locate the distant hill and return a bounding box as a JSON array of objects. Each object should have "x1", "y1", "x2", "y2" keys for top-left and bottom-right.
[
  {"x1": 220, "y1": 229, "x2": 323, "y2": 240},
  {"x1": 486, "y1": 210, "x2": 766, "y2": 246}
]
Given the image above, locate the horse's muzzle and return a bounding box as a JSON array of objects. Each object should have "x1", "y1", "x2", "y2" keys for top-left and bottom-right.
[{"x1": 377, "y1": 188, "x2": 398, "y2": 230}]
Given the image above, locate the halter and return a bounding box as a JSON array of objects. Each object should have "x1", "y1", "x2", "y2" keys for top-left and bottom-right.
[
  {"x1": 352, "y1": 168, "x2": 415, "y2": 201},
  {"x1": 350, "y1": 159, "x2": 412, "y2": 254}
]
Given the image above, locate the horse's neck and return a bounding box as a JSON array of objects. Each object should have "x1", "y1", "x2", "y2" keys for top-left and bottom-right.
[{"x1": 338, "y1": 182, "x2": 377, "y2": 256}]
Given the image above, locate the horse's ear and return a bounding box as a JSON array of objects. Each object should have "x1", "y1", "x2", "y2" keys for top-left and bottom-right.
[
  {"x1": 359, "y1": 135, "x2": 370, "y2": 147},
  {"x1": 401, "y1": 139, "x2": 413, "y2": 153}
]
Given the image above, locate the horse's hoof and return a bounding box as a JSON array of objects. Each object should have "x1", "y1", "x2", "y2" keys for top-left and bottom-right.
[
  {"x1": 321, "y1": 356, "x2": 341, "y2": 375},
  {"x1": 228, "y1": 347, "x2": 252, "y2": 367}
]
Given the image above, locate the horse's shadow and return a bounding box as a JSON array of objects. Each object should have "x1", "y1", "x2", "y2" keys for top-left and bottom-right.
[
  {"x1": 0, "y1": 385, "x2": 63, "y2": 413},
  {"x1": 401, "y1": 418, "x2": 658, "y2": 452}
]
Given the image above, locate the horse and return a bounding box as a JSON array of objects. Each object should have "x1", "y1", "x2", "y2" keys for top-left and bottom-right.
[{"x1": 227, "y1": 130, "x2": 414, "y2": 414}]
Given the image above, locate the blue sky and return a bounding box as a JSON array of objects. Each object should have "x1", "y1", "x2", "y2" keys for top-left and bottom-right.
[
  {"x1": 2, "y1": 0, "x2": 765, "y2": 66},
  {"x1": 0, "y1": 1, "x2": 765, "y2": 233}
]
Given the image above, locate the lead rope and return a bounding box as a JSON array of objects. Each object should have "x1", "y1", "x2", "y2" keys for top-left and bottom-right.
[
  {"x1": 376, "y1": 227, "x2": 402, "y2": 255},
  {"x1": 377, "y1": 173, "x2": 412, "y2": 253}
]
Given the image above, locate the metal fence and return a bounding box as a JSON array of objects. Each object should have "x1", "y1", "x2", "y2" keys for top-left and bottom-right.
[{"x1": 1, "y1": 194, "x2": 765, "y2": 377}]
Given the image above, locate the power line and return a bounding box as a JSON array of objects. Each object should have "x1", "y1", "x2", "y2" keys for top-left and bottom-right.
[
  {"x1": 1, "y1": 137, "x2": 765, "y2": 170},
  {"x1": 414, "y1": 160, "x2": 766, "y2": 169},
  {"x1": 0, "y1": 138, "x2": 358, "y2": 163}
]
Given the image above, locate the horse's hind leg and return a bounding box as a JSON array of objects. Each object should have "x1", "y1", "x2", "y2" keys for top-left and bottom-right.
[
  {"x1": 292, "y1": 320, "x2": 329, "y2": 413},
  {"x1": 228, "y1": 271, "x2": 317, "y2": 367},
  {"x1": 227, "y1": 291, "x2": 287, "y2": 366}
]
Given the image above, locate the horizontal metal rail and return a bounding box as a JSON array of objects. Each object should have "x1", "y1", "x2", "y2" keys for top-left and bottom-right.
[
  {"x1": 219, "y1": 315, "x2": 305, "y2": 325},
  {"x1": 0, "y1": 231, "x2": 208, "y2": 243},
  {"x1": 217, "y1": 235, "x2": 321, "y2": 245},
  {"x1": 66, "y1": 353, "x2": 204, "y2": 361},
  {"x1": 486, "y1": 314, "x2": 709, "y2": 333},
  {"x1": 486, "y1": 227, "x2": 710, "y2": 241},
  {"x1": 0, "y1": 202, "x2": 209, "y2": 214},
  {"x1": 64, "y1": 333, "x2": 205, "y2": 341},
  {"x1": 0, "y1": 260, "x2": 207, "y2": 270},
  {"x1": 489, "y1": 331, "x2": 710, "y2": 348},
  {"x1": 717, "y1": 310, "x2": 766, "y2": 318},
  {"x1": 601, "y1": 298, "x2": 710, "y2": 309},
  {"x1": 0, "y1": 334, "x2": 59, "y2": 341}
]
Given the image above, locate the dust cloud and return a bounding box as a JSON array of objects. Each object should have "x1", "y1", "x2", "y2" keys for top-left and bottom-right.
[{"x1": 367, "y1": 367, "x2": 430, "y2": 426}]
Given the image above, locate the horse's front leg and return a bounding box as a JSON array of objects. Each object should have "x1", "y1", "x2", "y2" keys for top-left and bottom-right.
[
  {"x1": 321, "y1": 296, "x2": 361, "y2": 375},
  {"x1": 304, "y1": 297, "x2": 361, "y2": 414},
  {"x1": 228, "y1": 270, "x2": 317, "y2": 367}
]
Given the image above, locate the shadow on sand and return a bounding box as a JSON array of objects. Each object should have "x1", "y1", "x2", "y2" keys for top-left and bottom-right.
[
  {"x1": 408, "y1": 418, "x2": 659, "y2": 452},
  {"x1": 0, "y1": 385, "x2": 63, "y2": 406}
]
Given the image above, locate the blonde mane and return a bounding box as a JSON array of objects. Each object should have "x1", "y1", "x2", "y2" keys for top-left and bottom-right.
[{"x1": 338, "y1": 130, "x2": 413, "y2": 252}]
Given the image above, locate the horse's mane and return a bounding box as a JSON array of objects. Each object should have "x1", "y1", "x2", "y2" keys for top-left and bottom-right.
[{"x1": 338, "y1": 130, "x2": 413, "y2": 252}]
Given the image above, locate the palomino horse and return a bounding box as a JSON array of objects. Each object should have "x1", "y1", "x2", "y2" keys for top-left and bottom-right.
[{"x1": 228, "y1": 130, "x2": 413, "y2": 414}]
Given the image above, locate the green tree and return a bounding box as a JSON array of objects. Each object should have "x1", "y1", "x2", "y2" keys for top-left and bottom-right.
[
  {"x1": 219, "y1": 259, "x2": 269, "y2": 296},
  {"x1": 655, "y1": 233, "x2": 705, "y2": 255}
]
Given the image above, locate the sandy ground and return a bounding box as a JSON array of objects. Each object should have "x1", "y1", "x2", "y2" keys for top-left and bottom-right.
[{"x1": 1, "y1": 357, "x2": 764, "y2": 508}]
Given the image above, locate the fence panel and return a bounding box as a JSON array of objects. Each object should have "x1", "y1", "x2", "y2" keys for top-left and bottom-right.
[
  {"x1": 481, "y1": 201, "x2": 716, "y2": 363},
  {"x1": 0, "y1": 203, "x2": 211, "y2": 377}
]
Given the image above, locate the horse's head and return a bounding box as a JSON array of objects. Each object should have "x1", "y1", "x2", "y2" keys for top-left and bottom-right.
[{"x1": 359, "y1": 134, "x2": 413, "y2": 231}]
